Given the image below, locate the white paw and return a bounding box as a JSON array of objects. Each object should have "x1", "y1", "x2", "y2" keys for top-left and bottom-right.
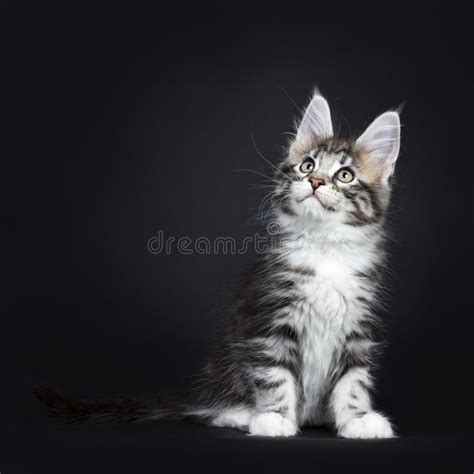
[
  {"x1": 339, "y1": 412, "x2": 395, "y2": 439},
  {"x1": 248, "y1": 412, "x2": 298, "y2": 437}
]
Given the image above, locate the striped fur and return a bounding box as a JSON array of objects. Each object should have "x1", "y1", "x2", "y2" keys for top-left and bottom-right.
[{"x1": 36, "y1": 89, "x2": 401, "y2": 439}]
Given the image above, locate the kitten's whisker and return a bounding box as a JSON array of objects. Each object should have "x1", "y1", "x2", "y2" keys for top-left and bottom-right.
[
  {"x1": 261, "y1": 191, "x2": 292, "y2": 221},
  {"x1": 233, "y1": 168, "x2": 282, "y2": 186},
  {"x1": 249, "y1": 184, "x2": 277, "y2": 190},
  {"x1": 266, "y1": 194, "x2": 292, "y2": 219},
  {"x1": 257, "y1": 191, "x2": 278, "y2": 221},
  {"x1": 251, "y1": 188, "x2": 280, "y2": 223},
  {"x1": 250, "y1": 131, "x2": 295, "y2": 183},
  {"x1": 272, "y1": 81, "x2": 303, "y2": 115}
]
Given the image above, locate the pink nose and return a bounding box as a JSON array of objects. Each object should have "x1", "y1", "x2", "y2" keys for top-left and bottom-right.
[{"x1": 309, "y1": 177, "x2": 325, "y2": 190}]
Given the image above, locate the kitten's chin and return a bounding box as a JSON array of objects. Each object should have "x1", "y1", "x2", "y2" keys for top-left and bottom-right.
[{"x1": 293, "y1": 196, "x2": 327, "y2": 220}]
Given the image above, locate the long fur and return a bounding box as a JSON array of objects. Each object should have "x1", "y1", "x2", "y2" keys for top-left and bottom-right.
[
  {"x1": 35, "y1": 89, "x2": 401, "y2": 438},
  {"x1": 34, "y1": 386, "x2": 186, "y2": 424}
]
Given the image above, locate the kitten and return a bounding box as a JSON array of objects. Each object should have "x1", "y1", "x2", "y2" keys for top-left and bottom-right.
[{"x1": 36, "y1": 89, "x2": 401, "y2": 439}]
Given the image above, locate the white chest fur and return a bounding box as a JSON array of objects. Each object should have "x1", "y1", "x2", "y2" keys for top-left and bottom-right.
[{"x1": 283, "y1": 238, "x2": 378, "y2": 425}]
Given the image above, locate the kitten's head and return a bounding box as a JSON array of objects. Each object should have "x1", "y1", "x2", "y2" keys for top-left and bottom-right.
[{"x1": 275, "y1": 90, "x2": 400, "y2": 229}]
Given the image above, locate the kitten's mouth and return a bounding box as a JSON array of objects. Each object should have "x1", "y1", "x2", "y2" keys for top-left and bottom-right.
[
  {"x1": 297, "y1": 191, "x2": 333, "y2": 211},
  {"x1": 297, "y1": 192, "x2": 320, "y2": 203}
]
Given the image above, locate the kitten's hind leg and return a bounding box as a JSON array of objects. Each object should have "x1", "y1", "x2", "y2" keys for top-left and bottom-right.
[
  {"x1": 211, "y1": 407, "x2": 252, "y2": 432},
  {"x1": 209, "y1": 371, "x2": 299, "y2": 437}
]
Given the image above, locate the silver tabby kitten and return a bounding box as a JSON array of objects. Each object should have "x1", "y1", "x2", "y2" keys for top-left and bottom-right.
[{"x1": 36, "y1": 89, "x2": 401, "y2": 439}]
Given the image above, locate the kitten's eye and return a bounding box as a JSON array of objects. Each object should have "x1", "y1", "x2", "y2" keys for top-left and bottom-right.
[
  {"x1": 336, "y1": 168, "x2": 354, "y2": 183},
  {"x1": 300, "y1": 158, "x2": 315, "y2": 174}
]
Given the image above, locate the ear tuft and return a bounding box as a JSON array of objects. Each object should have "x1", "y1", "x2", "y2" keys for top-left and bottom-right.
[
  {"x1": 295, "y1": 91, "x2": 333, "y2": 144},
  {"x1": 356, "y1": 111, "x2": 401, "y2": 180}
]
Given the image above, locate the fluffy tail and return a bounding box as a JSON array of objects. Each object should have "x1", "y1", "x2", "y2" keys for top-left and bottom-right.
[{"x1": 34, "y1": 386, "x2": 188, "y2": 424}]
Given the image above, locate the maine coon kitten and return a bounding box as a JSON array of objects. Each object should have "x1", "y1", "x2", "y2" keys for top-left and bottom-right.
[{"x1": 36, "y1": 89, "x2": 401, "y2": 439}]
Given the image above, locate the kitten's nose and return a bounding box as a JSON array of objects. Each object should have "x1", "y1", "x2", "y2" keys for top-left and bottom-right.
[{"x1": 309, "y1": 177, "x2": 325, "y2": 190}]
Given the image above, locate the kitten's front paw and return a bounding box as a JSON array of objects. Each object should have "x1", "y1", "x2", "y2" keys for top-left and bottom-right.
[
  {"x1": 249, "y1": 412, "x2": 298, "y2": 437},
  {"x1": 339, "y1": 412, "x2": 395, "y2": 439}
]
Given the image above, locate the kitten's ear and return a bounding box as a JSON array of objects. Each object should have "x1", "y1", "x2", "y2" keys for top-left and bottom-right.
[
  {"x1": 295, "y1": 91, "x2": 333, "y2": 143},
  {"x1": 356, "y1": 111, "x2": 401, "y2": 180}
]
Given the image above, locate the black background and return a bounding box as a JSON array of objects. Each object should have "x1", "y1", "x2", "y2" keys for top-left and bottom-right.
[{"x1": 5, "y1": 2, "x2": 473, "y2": 473}]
